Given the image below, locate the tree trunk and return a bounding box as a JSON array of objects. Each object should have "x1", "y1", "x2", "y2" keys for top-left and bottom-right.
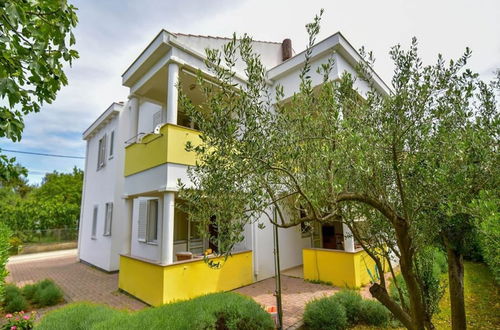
[
  {"x1": 394, "y1": 223, "x2": 427, "y2": 330},
  {"x1": 446, "y1": 244, "x2": 467, "y2": 330},
  {"x1": 370, "y1": 283, "x2": 415, "y2": 330}
]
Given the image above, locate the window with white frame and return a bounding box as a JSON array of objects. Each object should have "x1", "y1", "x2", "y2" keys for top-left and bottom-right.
[
  {"x1": 91, "y1": 206, "x2": 98, "y2": 239},
  {"x1": 97, "y1": 134, "x2": 107, "y2": 170},
  {"x1": 109, "y1": 131, "x2": 115, "y2": 158},
  {"x1": 138, "y1": 198, "x2": 159, "y2": 244},
  {"x1": 103, "y1": 202, "x2": 113, "y2": 236}
]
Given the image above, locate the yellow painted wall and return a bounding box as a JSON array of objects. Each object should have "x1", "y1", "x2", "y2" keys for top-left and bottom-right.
[
  {"x1": 118, "y1": 251, "x2": 253, "y2": 306},
  {"x1": 119, "y1": 256, "x2": 165, "y2": 306},
  {"x1": 162, "y1": 251, "x2": 253, "y2": 304},
  {"x1": 303, "y1": 248, "x2": 377, "y2": 288},
  {"x1": 353, "y1": 250, "x2": 379, "y2": 287},
  {"x1": 124, "y1": 124, "x2": 200, "y2": 176}
]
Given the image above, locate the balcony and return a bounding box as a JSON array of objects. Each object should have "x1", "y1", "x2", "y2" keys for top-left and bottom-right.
[{"x1": 124, "y1": 123, "x2": 201, "y2": 177}]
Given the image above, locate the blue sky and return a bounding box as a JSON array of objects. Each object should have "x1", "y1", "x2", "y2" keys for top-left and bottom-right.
[{"x1": 1, "y1": 0, "x2": 499, "y2": 184}]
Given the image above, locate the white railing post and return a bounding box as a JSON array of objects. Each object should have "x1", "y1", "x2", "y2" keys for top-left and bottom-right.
[
  {"x1": 343, "y1": 223, "x2": 355, "y2": 252},
  {"x1": 161, "y1": 192, "x2": 175, "y2": 264}
]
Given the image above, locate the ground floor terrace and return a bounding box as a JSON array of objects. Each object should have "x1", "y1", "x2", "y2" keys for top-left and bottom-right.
[
  {"x1": 6, "y1": 250, "x2": 347, "y2": 328},
  {"x1": 118, "y1": 192, "x2": 379, "y2": 305}
]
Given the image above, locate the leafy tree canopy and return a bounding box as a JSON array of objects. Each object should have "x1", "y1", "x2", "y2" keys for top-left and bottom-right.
[{"x1": 0, "y1": 0, "x2": 79, "y2": 179}]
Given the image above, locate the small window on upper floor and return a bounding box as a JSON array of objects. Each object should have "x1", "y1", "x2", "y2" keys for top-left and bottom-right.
[
  {"x1": 97, "y1": 134, "x2": 106, "y2": 170},
  {"x1": 109, "y1": 131, "x2": 115, "y2": 159}
]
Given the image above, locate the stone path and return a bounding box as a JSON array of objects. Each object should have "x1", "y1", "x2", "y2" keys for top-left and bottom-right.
[
  {"x1": 234, "y1": 275, "x2": 339, "y2": 329},
  {"x1": 7, "y1": 251, "x2": 146, "y2": 311}
]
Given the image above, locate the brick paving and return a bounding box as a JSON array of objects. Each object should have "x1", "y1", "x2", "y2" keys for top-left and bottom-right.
[
  {"x1": 7, "y1": 252, "x2": 146, "y2": 311},
  {"x1": 234, "y1": 275, "x2": 339, "y2": 329}
]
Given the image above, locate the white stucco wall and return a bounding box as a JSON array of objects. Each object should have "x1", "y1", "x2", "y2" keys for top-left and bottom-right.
[{"x1": 79, "y1": 115, "x2": 119, "y2": 271}]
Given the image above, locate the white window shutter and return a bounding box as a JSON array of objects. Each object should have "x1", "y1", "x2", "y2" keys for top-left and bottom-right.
[{"x1": 137, "y1": 200, "x2": 147, "y2": 242}]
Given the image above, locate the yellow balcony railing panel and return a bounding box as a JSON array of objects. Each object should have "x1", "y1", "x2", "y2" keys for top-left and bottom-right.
[
  {"x1": 162, "y1": 250, "x2": 253, "y2": 304},
  {"x1": 118, "y1": 255, "x2": 165, "y2": 306},
  {"x1": 124, "y1": 124, "x2": 201, "y2": 177},
  {"x1": 303, "y1": 248, "x2": 378, "y2": 288},
  {"x1": 118, "y1": 251, "x2": 253, "y2": 306}
]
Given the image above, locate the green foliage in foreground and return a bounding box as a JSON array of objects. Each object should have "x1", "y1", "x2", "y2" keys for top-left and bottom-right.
[
  {"x1": 0, "y1": 0, "x2": 78, "y2": 180},
  {"x1": 304, "y1": 290, "x2": 390, "y2": 329},
  {"x1": 0, "y1": 223, "x2": 11, "y2": 302},
  {"x1": 36, "y1": 292, "x2": 274, "y2": 330}
]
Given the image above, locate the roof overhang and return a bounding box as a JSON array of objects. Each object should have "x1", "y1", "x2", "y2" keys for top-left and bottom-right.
[
  {"x1": 267, "y1": 32, "x2": 391, "y2": 96},
  {"x1": 82, "y1": 102, "x2": 123, "y2": 140}
]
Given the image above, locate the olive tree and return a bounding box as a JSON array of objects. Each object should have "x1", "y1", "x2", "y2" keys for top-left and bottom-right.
[{"x1": 179, "y1": 12, "x2": 498, "y2": 330}]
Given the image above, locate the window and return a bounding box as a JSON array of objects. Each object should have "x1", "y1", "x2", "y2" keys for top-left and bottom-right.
[
  {"x1": 91, "y1": 206, "x2": 98, "y2": 239},
  {"x1": 103, "y1": 202, "x2": 113, "y2": 236},
  {"x1": 138, "y1": 198, "x2": 159, "y2": 243},
  {"x1": 109, "y1": 131, "x2": 115, "y2": 158},
  {"x1": 97, "y1": 134, "x2": 107, "y2": 170}
]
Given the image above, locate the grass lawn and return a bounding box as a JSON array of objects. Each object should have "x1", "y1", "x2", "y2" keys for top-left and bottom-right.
[
  {"x1": 353, "y1": 261, "x2": 499, "y2": 330},
  {"x1": 434, "y1": 261, "x2": 500, "y2": 329}
]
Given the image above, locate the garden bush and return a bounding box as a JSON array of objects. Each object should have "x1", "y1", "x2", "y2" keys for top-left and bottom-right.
[
  {"x1": 359, "y1": 299, "x2": 390, "y2": 326},
  {"x1": 4, "y1": 294, "x2": 29, "y2": 313},
  {"x1": 303, "y1": 297, "x2": 347, "y2": 330},
  {"x1": 37, "y1": 292, "x2": 273, "y2": 330},
  {"x1": 32, "y1": 279, "x2": 63, "y2": 307},
  {"x1": 2, "y1": 279, "x2": 64, "y2": 312},
  {"x1": 35, "y1": 302, "x2": 125, "y2": 330},
  {"x1": 330, "y1": 289, "x2": 363, "y2": 325}
]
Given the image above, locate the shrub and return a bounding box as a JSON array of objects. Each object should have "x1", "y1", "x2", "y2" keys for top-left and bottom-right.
[
  {"x1": 359, "y1": 299, "x2": 390, "y2": 326},
  {"x1": 38, "y1": 293, "x2": 273, "y2": 330},
  {"x1": 32, "y1": 280, "x2": 63, "y2": 307},
  {"x1": 303, "y1": 297, "x2": 347, "y2": 330},
  {"x1": 22, "y1": 284, "x2": 38, "y2": 301},
  {"x1": 35, "y1": 302, "x2": 125, "y2": 330},
  {"x1": 330, "y1": 290, "x2": 362, "y2": 325},
  {"x1": 0, "y1": 223, "x2": 11, "y2": 303},
  {"x1": 4, "y1": 284, "x2": 23, "y2": 303},
  {"x1": 4, "y1": 294, "x2": 29, "y2": 313}
]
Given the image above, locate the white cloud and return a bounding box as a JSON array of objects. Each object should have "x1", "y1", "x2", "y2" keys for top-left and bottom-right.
[{"x1": 1, "y1": 0, "x2": 499, "y2": 183}]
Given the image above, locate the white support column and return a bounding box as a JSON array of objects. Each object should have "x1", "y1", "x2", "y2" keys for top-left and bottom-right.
[
  {"x1": 161, "y1": 192, "x2": 175, "y2": 264},
  {"x1": 343, "y1": 223, "x2": 355, "y2": 252},
  {"x1": 128, "y1": 96, "x2": 139, "y2": 141},
  {"x1": 166, "y1": 63, "x2": 179, "y2": 124}
]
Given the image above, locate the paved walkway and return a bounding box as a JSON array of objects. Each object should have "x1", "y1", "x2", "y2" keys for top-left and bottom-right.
[
  {"x1": 7, "y1": 250, "x2": 146, "y2": 311},
  {"x1": 234, "y1": 275, "x2": 339, "y2": 329}
]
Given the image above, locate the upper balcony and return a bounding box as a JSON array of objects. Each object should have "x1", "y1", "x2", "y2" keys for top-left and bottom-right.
[{"x1": 124, "y1": 123, "x2": 200, "y2": 177}]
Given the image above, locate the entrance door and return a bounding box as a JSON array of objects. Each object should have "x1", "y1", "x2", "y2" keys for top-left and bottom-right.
[{"x1": 322, "y1": 225, "x2": 336, "y2": 249}]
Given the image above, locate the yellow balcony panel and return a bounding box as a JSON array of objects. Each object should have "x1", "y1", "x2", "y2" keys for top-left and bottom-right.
[
  {"x1": 303, "y1": 248, "x2": 379, "y2": 288},
  {"x1": 124, "y1": 124, "x2": 201, "y2": 177},
  {"x1": 118, "y1": 250, "x2": 253, "y2": 306}
]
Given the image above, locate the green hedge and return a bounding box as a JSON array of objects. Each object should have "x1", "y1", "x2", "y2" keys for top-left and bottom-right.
[
  {"x1": 36, "y1": 303, "x2": 125, "y2": 330},
  {"x1": 2, "y1": 279, "x2": 63, "y2": 312},
  {"x1": 36, "y1": 292, "x2": 274, "y2": 330},
  {"x1": 303, "y1": 289, "x2": 390, "y2": 329}
]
